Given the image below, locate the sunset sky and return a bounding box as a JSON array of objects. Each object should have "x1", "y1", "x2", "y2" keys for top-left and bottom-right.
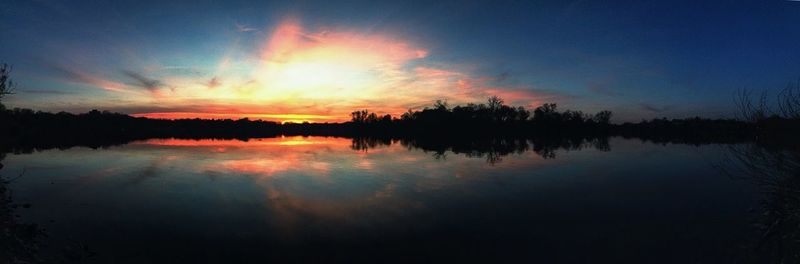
[{"x1": 1, "y1": 0, "x2": 799, "y2": 122}]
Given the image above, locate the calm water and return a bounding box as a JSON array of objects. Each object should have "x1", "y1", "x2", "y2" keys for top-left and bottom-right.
[{"x1": 1, "y1": 136, "x2": 773, "y2": 262}]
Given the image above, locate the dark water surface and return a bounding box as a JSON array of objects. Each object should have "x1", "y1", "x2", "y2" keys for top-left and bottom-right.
[{"x1": 1, "y1": 137, "x2": 773, "y2": 262}]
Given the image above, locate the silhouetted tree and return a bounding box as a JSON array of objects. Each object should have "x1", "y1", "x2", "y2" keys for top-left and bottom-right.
[
  {"x1": 736, "y1": 81, "x2": 800, "y2": 122},
  {"x1": 732, "y1": 81, "x2": 800, "y2": 141},
  {"x1": 736, "y1": 88, "x2": 771, "y2": 123},
  {"x1": 778, "y1": 81, "x2": 800, "y2": 119},
  {"x1": 516, "y1": 106, "x2": 530, "y2": 121},
  {"x1": 401, "y1": 109, "x2": 416, "y2": 121},
  {"x1": 433, "y1": 100, "x2": 449, "y2": 111},
  {"x1": 0, "y1": 63, "x2": 15, "y2": 110},
  {"x1": 533, "y1": 103, "x2": 559, "y2": 124},
  {"x1": 351, "y1": 110, "x2": 369, "y2": 123},
  {"x1": 593, "y1": 110, "x2": 612, "y2": 125},
  {"x1": 487, "y1": 96, "x2": 503, "y2": 112},
  {"x1": 720, "y1": 141, "x2": 800, "y2": 262}
]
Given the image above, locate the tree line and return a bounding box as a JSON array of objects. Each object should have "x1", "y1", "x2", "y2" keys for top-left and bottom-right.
[
  {"x1": 0, "y1": 97, "x2": 766, "y2": 148},
  {"x1": 347, "y1": 96, "x2": 612, "y2": 136},
  {"x1": 1, "y1": 61, "x2": 799, "y2": 149}
]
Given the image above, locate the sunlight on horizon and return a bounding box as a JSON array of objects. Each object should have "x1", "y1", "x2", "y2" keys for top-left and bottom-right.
[{"x1": 124, "y1": 19, "x2": 545, "y2": 123}]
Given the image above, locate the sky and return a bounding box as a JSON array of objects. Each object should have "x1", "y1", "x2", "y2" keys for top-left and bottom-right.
[{"x1": 1, "y1": 0, "x2": 798, "y2": 123}]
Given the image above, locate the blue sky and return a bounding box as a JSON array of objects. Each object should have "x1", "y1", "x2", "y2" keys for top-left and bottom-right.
[{"x1": 1, "y1": 0, "x2": 798, "y2": 122}]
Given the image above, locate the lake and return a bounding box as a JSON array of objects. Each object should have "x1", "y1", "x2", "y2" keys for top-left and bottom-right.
[{"x1": 0, "y1": 136, "x2": 786, "y2": 263}]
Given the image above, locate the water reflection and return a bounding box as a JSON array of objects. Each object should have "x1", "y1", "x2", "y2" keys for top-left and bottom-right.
[
  {"x1": 720, "y1": 142, "x2": 800, "y2": 262},
  {"x1": 100, "y1": 137, "x2": 564, "y2": 241},
  {"x1": 352, "y1": 135, "x2": 610, "y2": 163},
  {"x1": 0, "y1": 136, "x2": 787, "y2": 262}
]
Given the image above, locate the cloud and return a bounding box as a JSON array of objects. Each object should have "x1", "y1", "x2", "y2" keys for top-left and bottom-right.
[
  {"x1": 414, "y1": 67, "x2": 462, "y2": 78},
  {"x1": 21, "y1": 89, "x2": 71, "y2": 95},
  {"x1": 639, "y1": 103, "x2": 671, "y2": 113},
  {"x1": 52, "y1": 66, "x2": 127, "y2": 92},
  {"x1": 43, "y1": 19, "x2": 569, "y2": 123},
  {"x1": 495, "y1": 71, "x2": 511, "y2": 83},
  {"x1": 160, "y1": 66, "x2": 203, "y2": 76},
  {"x1": 122, "y1": 70, "x2": 162, "y2": 92},
  {"x1": 258, "y1": 19, "x2": 428, "y2": 65},
  {"x1": 207, "y1": 77, "x2": 221, "y2": 88},
  {"x1": 405, "y1": 65, "x2": 571, "y2": 108},
  {"x1": 236, "y1": 22, "x2": 258, "y2": 32}
]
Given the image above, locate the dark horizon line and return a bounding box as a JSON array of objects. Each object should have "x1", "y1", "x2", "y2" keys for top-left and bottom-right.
[
  {"x1": 2, "y1": 91, "x2": 799, "y2": 152},
  {"x1": 0, "y1": 104, "x2": 749, "y2": 125}
]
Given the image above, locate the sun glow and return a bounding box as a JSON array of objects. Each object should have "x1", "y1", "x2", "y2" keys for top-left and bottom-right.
[
  {"x1": 122, "y1": 19, "x2": 547, "y2": 122},
  {"x1": 133, "y1": 112, "x2": 338, "y2": 123},
  {"x1": 248, "y1": 19, "x2": 425, "y2": 103}
]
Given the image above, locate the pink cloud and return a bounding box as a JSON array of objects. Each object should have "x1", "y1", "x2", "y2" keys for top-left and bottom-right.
[
  {"x1": 414, "y1": 67, "x2": 462, "y2": 78},
  {"x1": 56, "y1": 67, "x2": 127, "y2": 92}
]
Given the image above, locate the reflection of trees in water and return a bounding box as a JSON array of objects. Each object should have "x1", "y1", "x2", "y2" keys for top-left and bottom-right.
[
  {"x1": 529, "y1": 136, "x2": 610, "y2": 160},
  {"x1": 725, "y1": 79, "x2": 800, "y2": 263},
  {"x1": 350, "y1": 137, "x2": 393, "y2": 152},
  {"x1": 351, "y1": 136, "x2": 611, "y2": 164},
  {"x1": 721, "y1": 142, "x2": 800, "y2": 263}
]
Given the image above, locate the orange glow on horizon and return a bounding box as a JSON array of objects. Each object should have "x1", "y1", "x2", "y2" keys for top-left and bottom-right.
[
  {"x1": 139, "y1": 137, "x2": 348, "y2": 147},
  {"x1": 90, "y1": 19, "x2": 552, "y2": 121},
  {"x1": 131, "y1": 112, "x2": 344, "y2": 123}
]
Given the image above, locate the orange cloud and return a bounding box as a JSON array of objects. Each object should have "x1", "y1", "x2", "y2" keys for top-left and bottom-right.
[{"x1": 414, "y1": 66, "x2": 462, "y2": 78}]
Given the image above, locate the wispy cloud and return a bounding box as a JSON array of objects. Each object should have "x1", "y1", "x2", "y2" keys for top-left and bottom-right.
[
  {"x1": 235, "y1": 22, "x2": 258, "y2": 32},
  {"x1": 122, "y1": 70, "x2": 162, "y2": 92},
  {"x1": 639, "y1": 103, "x2": 671, "y2": 113},
  {"x1": 21, "y1": 89, "x2": 71, "y2": 95},
  {"x1": 52, "y1": 66, "x2": 127, "y2": 92},
  {"x1": 494, "y1": 71, "x2": 511, "y2": 83},
  {"x1": 160, "y1": 66, "x2": 203, "y2": 76}
]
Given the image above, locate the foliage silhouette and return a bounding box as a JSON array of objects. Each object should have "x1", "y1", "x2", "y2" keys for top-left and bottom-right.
[
  {"x1": 0, "y1": 60, "x2": 796, "y2": 158},
  {"x1": 734, "y1": 81, "x2": 800, "y2": 139},
  {"x1": 0, "y1": 63, "x2": 15, "y2": 111},
  {"x1": 719, "y1": 141, "x2": 800, "y2": 263},
  {"x1": 350, "y1": 135, "x2": 611, "y2": 163},
  {"x1": 0, "y1": 95, "x2": 772, "y2": 156},
  {"x1": 718, "y1": 82, "x2": 800, "y2": 262}
]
